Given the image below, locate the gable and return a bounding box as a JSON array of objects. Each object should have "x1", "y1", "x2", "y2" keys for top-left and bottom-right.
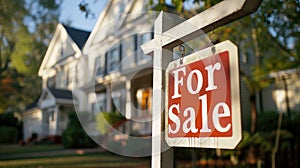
[
  {"x1": 117, "y1": 0, "x2": 148, "y2": 29},
  {"x1": 39, "y1": 24, "x2": 89, "y2": 77},
  {"x1": 38, "y1": 88, "x2": 55, "y2": 109},
  {"x1": 84, "y1": 0, "x2": 146, "y2": 52},
  {"x1": 44, "y1": 33, "x2": 75, "y2": 69},
  {"x1": 39, "y1": 89, "x2": 54, "y2": 103}
]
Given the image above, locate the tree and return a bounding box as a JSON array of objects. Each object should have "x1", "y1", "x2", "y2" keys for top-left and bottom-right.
[
  {"x1": 0, "y1": 0, "x2": 60, "y2": 113},
  {"x1": 145, "y1": 0, "x2": 300, "y2": 166},
  {"x1": 148, "y1": 0, "x2": 300, "y2": 130}
]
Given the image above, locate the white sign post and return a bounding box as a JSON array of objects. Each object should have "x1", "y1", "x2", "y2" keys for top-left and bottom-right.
[{"x1": 141, "y1": 0, "x2": 261, "y2": 167}]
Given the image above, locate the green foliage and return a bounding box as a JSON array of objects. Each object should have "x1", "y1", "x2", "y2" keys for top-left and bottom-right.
[
  {"x1": 96, "y1": 112, "x2": 126, "y2": 134},
  {"x1": 0, "y1": 0, "x2": 59, "y2": 113},
  {"x1": 0, "y1": 112, "x2": 20, "y2": 127},
  {"x1": 61, "y1": 112, "x2": 96, "y2": 148},
  {"x1": 0, "y1": 112, "x2": 22, "y2": 142},
  {"x1": 143, "y1": 0, "x2": 300, "y2": 166},
  {"x1": 257, "y1": 0, "x2": 300, "y2": 59},
  {"x1": 0, "y1": 126, "x2": 18, "y2": 143}
]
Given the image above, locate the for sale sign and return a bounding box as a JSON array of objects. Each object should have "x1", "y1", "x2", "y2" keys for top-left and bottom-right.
[{"x1": 165, "y1": 40, "x2": 241, "y2": 149}]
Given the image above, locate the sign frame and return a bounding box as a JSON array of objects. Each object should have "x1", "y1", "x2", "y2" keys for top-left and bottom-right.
[{"x1": 165, "y1": 40, "x2": 241, "y2": 149}]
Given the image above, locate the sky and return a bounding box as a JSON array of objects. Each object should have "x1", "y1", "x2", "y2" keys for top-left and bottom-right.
[
  {"x1": 59, "y1": 0, "x2": 107, "y2": 31},
  {"x1": 58, "y1": 0, "x2": 197, "y2": 32}
]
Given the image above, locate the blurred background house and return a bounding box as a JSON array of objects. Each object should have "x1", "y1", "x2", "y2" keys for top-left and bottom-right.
[
  {"x1": 23, "y1": 24, "x2": 90, "y2": 142},
  {"x1": 23, "y1": 0, "x2": 300, "y2": 147}
]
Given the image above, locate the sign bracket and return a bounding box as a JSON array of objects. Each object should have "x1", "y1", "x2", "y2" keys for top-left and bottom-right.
[{"x1": 141, "y1": 1, "x2": 262, "y2": 168}]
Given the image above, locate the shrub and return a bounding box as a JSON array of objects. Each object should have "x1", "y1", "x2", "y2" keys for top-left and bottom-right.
[
  {"x1": 96, "y1": 112, "x2": 126, "y2": 134},
  {"x1": 61, "y1": 112, "x2": 96, "y2": 148},
  {"x1": 0, "y1": 126, "x2": 18, "y2": 143},
  {"x1": 0, "y1": 112, "x2": 19, "y2": 127}
]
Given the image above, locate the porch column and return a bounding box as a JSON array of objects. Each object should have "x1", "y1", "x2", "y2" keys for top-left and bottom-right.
[
  {"x1": 106, "y1": 84, "x2": 112, "y2": 112},
  {"x1": 41, "y1": 109, "x2": 49, "y2": 138},
  {"x1": 54, "y1": 105, "x2": 59, "y2": 135},
  {"x1": 125, "y1": 80, "x2": 132, "y2": 133},
  {"x1": 125, "y1": 80, "x2": 131, "y2": 119}
]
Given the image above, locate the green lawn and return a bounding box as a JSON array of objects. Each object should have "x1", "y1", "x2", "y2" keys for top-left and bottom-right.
[
  {"x1": 0, "y1": 153, "x2": 150, "y2": 168},
  {"x1": 0, "y1": 144, "x2": 150, "y2": 168},
  {"x1": 0, "y1": 144, "x2": 64, "y2": 155}
]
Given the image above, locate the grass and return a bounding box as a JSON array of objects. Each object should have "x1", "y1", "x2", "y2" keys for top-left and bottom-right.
[
  {"x1": 0, "y1": 144, "x2": 150, "y2": 168},
  {"x1": 0, "y1": 153, "x2": 150, "y2": 168},
  {"x1": 0, "y1": 144, "x2": 64, "y2": 155},
  {"x1": 0, "y1": 144, "x2": 228, "y2": 168}
]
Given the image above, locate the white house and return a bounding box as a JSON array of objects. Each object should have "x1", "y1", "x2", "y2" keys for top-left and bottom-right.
[
  {"x1": 23, "y1": 24, "x2": 90, "y2": 141},
  {"x1": 23, "y1": 0, "x2": 155, "y2": 142},
  {"x1": 23, "y1": 0, "x2": 300, "y2": 143},
  {"x1": 79, "y1": 0, "x2": 155, "y2": 136}
]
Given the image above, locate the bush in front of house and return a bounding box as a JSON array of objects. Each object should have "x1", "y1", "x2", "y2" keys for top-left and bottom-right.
[
  {"x1": 0, "y1": 126, "x2": 18, "y2": 143},
  {"x1": 0, "y1": 112, "x2": 22, "y2": 143},
  {"x1": 96, "y1": 111, "x2": 127, "y2": 134},
  {"x1": 61, "y1": 112, "x2": 96, "y2": 148}
]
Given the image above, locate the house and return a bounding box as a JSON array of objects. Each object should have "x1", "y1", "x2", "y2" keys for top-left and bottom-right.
[
  {"x1": 23, "y1": 0, "x2": 300, "y2": 144},
  {"x1": 78, "y1": 0, "x2": 156, "y2": 137},
  {"x1": 23, "y1": 24, "x2": 90, "y2": 141},
  {"x1": 23, "y1": 0, "x2": 155, "y2": 142}
]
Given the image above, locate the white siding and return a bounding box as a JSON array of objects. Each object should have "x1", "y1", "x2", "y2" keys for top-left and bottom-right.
[{"x1": 23, "y1": 110, "x2": 42, "y2": 141}]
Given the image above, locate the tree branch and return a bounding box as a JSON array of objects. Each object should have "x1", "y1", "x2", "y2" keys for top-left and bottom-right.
[{"x1": 265, "y1": 29, "x2": 298, "y2": 58}]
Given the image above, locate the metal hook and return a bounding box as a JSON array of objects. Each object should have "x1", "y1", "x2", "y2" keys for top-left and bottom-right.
[
  {"x1": 179, "y1": 44, "x2": 185, "y2": 65},
  {"x1": 209, "y1": 26, "x2": 217, "y2": 54}
]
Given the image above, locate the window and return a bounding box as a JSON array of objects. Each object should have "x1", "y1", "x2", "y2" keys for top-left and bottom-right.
[
  {"x1": 137, "y1": 33, "x2": 152, "y2": 63},
  {"x1": 67, "y1": 66, "x2": 75, "y2": 88},
  {"x1": 56, "y1": 70, "x2": 66, "y2": 88},
  {"x1": 136, "y1": 88, "x2": 152, "y2": 112},
  {"x1": 95, "y1": 56, "x2": 106, "y2": 77},
  {"x1": 111, "y1": 89, "x2": 124, "y2": 113},
  {"x1": 94, "y1": 93, "x2": 106, "y2": 113},
  {"x1": 47, "y1": 75, "x2": 56, "y2": 88},
  {"x1": 107, "y1": 45, "x2": 121, "y2": 73},
  {"x1": 135, "y1": 88, "x2": 152, "y2": 134},
  {"x1": 141, "y1": 33, "x2": 152, "y2": 44},
  {"x1": 47, "y1": 107, "x2": 55, "y2": 122},
  {"x1": 122, "y1": 36, "x2": 136, "y2": 69}
]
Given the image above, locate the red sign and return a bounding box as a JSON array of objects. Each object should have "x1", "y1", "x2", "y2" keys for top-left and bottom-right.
[{"x1": 165, "y1": 40, "x2": 241, "y2": 149}]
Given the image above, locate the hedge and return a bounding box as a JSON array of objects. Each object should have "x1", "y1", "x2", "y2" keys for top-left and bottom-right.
[{"x1": 0, "y1": 126, "x2": 18, "y2": 143}]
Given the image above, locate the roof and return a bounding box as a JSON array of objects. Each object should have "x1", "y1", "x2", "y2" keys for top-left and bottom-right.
[
  {"x1": 48, "y1": 88, "x2": 73, "y2": 100},
  {"x1": 25, "y1": 98, "x2": 39, "y2": 111},
  {"x1": 63, "y1": 25, "x2": 90, "y2": 49},
  {"x1": 269, "y1": 68, "x2": 300, "y2": 78}
]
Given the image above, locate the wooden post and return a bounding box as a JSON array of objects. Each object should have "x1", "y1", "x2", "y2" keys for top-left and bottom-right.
[
  {"x1": 141, "y1": 1, "x2": 262, "y2": 167},
  {"x1": 151, "y1": 12, "x2": 180, "y2": 168},
  {"x1": 151, "y1": 12, "x2": 187, "y2": 168},
  {"x1": 150, "y1": 12, "x2": 164, "y2": 168}
]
